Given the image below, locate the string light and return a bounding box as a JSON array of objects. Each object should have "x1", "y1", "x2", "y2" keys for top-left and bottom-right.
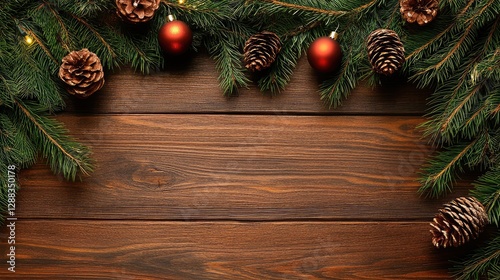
[
  {"x1": 16, "y1": 21, "x2": 34, "y2": 46},
  {"x1": 178, "y1": 0, "x2": 185, "y2": 4},
  {"x1": 24, "y1": 34, "x2": 34, "y2": 45}
]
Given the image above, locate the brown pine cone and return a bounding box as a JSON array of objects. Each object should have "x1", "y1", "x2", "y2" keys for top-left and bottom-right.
[
  {"x1": 58, "y1": 49, "x2": 105, "y2": 98},
  {"x1": 400, "y1": 0, "x2": 439, "y2": 26},
  {"x1": 244, "y1": 31, "x2": 282, "y2": 72},
  {"x1": 116, "y1": 0, "x2": 160, "y2": 23},
  {"x1": 430, "y1": 197, "x2": 489, "y2": 249},
  {"x1": 366, "y1": 29, "x2": 405, "y2": 76}
]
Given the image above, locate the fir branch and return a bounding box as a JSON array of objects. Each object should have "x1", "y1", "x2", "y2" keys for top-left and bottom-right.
[
  {"x1": 462, "y1": 103, "x2": 488, "y2": 137},
  {"x1": 70, "y1": 14, "x2": 118, "y2": 65},
  {"x1": 405, "y1": 21, "x2": 455, "y2": 62},
  {"x1": 406, "y1": 0, "x2": 474, "y2": 62},
  {"x1": 250, "y1": 0, "x2": 347, "y2": 16},
  {"x1": 420, "y1": 16, "x2": 498, "y2": 143},
  {"x1": 0, "y1": 113, "x2": 36, "y2": 167},
  {"x1": 62, "y1": 0, "x2": 111, "y2": 18},
  {"x1": 440, "y1": 81, "x2": 484, "y2": 134},
  {"x1": 256, "y1": 0, "x2": 379, "y2": 15},
  {"x1": 384, "y1": 3, "x2": 402, "y2": 29},
  {"x1": 39, "y1": 0, "x2": 73, "y2": 52},
  {"x1": 319, "y1": 44, "x2": 356, "y2": 108},
  {"x1": 257, "y1": 31, "x2": 308, "y2": 94},
  {"x1": 206, "y1": 36, "x2": 249, "y2": 96},
  {"x1": 161, "y1": 0, "x2": 232, "y2": 31},
  {"x1": 14, "y1": 99, "x2": 93, "y2": 180},
  {"x1": 463, "y1": 0, "x2": 498, "y2": 26},
  {"x1": 453, "y1": 232, "x2": 500, "y2": 280},
  {"x1": 283, "y1": 21, "x2": 322, "y2": 38},
  {"x1": 18, "y1": 26, "x2": 58, "y2": 65},
  {"x1": 415, "y1": 21, "x2": 474, "y2": 76},
  {"x1": 419, "y1": 139, "x2": 478, "y2": 197},
  {"x1": 471, "y1": 168, "x2": 500, "y2": 227},
  {"x1": 13, "y1": 47, "x2": 65, "y2": 112},
  {"x1": 319, "y1": 24, "x2": 365, "y2": 108}
]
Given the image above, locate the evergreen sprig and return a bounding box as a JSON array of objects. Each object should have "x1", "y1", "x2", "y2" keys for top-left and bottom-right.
[
  {"x1": 452, "y1": 232, "x2": 500, "y2": 280},
  {"x1": 471, "y1": 168, "x2": 500, "y2": 227}
]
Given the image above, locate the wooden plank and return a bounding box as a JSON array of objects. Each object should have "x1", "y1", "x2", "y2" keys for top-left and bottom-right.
[
  {"x1": 16, "y1": 115, "x2": 468, "y2": 220},
  {"x1": 64, "y1": 56, "x2": 429, "y2": 115},
  {"x1": 0, "y1": 221, "x2": 457, "y2": 279}
]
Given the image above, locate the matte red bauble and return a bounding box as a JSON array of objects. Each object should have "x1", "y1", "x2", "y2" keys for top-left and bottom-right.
[
  {"x1": 158, "y1": 20, "x2": 192, "y2": 55},
  {"x1": 307, "y1": 37, "x2": 342, "y2": 73}
]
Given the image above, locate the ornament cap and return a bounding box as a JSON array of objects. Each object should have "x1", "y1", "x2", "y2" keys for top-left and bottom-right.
[
  {"x1": 168, "y1": 14, "x2": 175, "y2": 22},
  {"x1": 329, "y1": 31, "x2": 339, "y2": 40},
  {"x1": 329, "y1": 25, "x2": 340, "y2": 40}
]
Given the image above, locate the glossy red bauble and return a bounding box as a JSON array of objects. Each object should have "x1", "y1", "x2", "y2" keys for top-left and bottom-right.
[
  {"x1": 158, "y1": 20, "x2": 193, "y2": 55},
  {"x1": 307, "y1": 37, "x2": 342, "y2": 73}
]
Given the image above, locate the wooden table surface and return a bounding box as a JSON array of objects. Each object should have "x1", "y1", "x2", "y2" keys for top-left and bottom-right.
[{"x1": 1, "y1": 55, "x2": 471, "y2": 279}]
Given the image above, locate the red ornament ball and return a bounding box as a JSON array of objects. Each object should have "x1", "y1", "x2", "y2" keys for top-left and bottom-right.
[
  {"x1": 158, "y1": 20, "x2": 193, "y2": 55},
  {"x1": 307, "y1": 37, "x2": 342, "y2": 73}
]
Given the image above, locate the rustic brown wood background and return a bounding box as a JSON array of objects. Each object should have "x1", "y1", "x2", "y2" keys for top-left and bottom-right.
[{"x1": 1, "y1": 55, "x2": 471, "y2": 279}]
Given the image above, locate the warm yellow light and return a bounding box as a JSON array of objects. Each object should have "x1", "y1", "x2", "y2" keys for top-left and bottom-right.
[
  {"x1": 24, "y1": 35, "x2": 33, "y2": 45},
  {"x1": 178, "y1": 0, "x2": 185, "y2": 4}
]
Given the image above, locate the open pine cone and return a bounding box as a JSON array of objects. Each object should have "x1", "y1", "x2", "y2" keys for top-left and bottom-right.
[
  {"x1": 430, "y1": 197, "x2": 489, "y2": 249},
  {"x1": 116, "y1": 0, "x2": 160, "y2": 23},
  {"x1": 400, "y1": 0, "x2": 439, "y2": 26},
  {"x1": 58, "y1": 49, "x2": 105, "y2": 98},
  {"x1": 244, "y1": 31, "x2": 282, "y2": 72},
  {"x1": 366, "y1": 29, "x2": 405, "y2": 76}
]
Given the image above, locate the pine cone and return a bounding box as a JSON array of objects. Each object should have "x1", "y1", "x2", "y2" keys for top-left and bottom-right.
[
  {"x1": 430, "y1": 197, "x2": 489, "y2": 249},
  {"x1": 366, "y1": 29, "x2": 405, "y2": 76},
  {"x1": 244, "y1": 31, "x2": 282, "y2": 72},
  {"x1": 400, "y1": 0, "x2": 438, "y2": 26},
  {"x1": 116, "y1": 0, "x2": 159, "y2": 23},
  {"x1": 58, "y1": 49, "x2": 105, "y2": 98}
]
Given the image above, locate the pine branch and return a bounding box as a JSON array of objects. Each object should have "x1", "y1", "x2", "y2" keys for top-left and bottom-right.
[
  {"x1": 405, "y1": 0, "x2": 474, "y2": 62},
  {"x1": 251, "y1": 0, "x2": 347, "y2": 16},
  {"x1": 419, "y1": 16, "x2": 499, "y2": 143},
  {"x1": 453, "y1": 232, "x2": 500, "y2": 280},
  {"x1": 440, "y1": 81, "x2": 485, "y2": 137},
  {"x1": 319, "y1": 43, "x2": 358, "y2": 108},
  {"x1": 18, "y1": 26, "x2": 58, "y2": 65},
  {"x1": 251, "y1": 0, "x2": 379, "y2": 16},
  {"x1": 257, "y1": 31, "x2": 305, "y2": 94},
  {"x1": 70, "y1": 14, "x2": 118, "y2": 68},
  {"x1": 13, "y1": 99, "x2": 93, "y2": 180},
  {"x1": 419, "y1": 139, "x2": 477, "y2": 197},
  {"x1": 318, "y1": 20, "x2": 369, "y2": 108},
  {"x1": 206, "y1": 36, "x2": 250, "y2": 96},
  {"x1": 471, "y1": 167, "x2": 500, "y2": 227},
  {"x1": 0, "y1": 113, "x2": 37, "y2": 167},
  {"x1": 35, "y1": 0, "x2": 73, "y2": 52}
]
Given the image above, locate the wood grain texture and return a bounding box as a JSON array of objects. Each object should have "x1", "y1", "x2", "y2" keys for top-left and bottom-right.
[
  {"x1": 64, "y1": 57, "x2": 429, "y2": 115},
  {"x1": 0, "y1": 54, "x2": 459, "y2": 279},
  {"x1": 0, "y1": 221, "x2": 457, "y2": 279},
  {"x1": 16, "y1": 115, "x2": 468, "y2": 221}
]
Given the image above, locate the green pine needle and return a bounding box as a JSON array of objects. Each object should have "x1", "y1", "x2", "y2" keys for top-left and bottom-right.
[
  {"x1": 452, "y1": 233, "x2": 500, "y2": 280},
  {"x1": 0, "y1": 2, "x2": 499, "y2": 276},
  {"x1": 471, "y1": 168, "x2": 500, "y2": 227},
  {"x1": 13, "y1": 99, "x2": 93, "y2": 180}
]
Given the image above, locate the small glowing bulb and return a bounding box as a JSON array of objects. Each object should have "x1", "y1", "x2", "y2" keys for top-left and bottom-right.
[
  {"x1": 178, "y1": 0, "x2": 185, "y2": 4},
  {"x1": 24, "y1": 35, "x2": 34, "y2": 45}
]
